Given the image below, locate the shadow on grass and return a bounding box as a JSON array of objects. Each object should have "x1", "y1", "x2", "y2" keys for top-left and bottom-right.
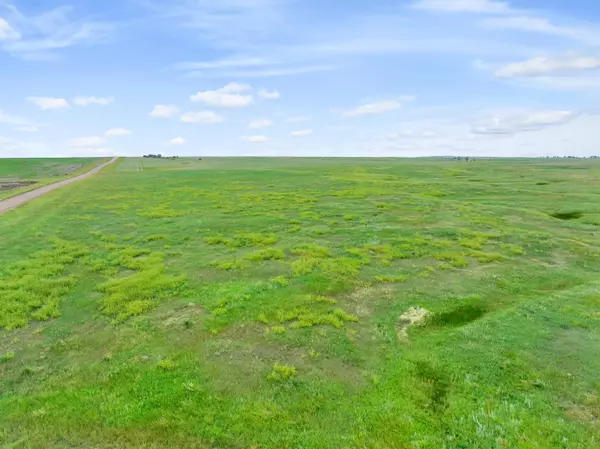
[
  {"x1": 428, "y1": 304, "x2": 487, "y2": 328},
  {"x1": 550, "y1": 211, "x2": 584, "y2": 220}
]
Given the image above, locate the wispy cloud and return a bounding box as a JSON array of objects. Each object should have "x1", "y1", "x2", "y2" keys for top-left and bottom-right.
[
  {"x1": 248, "y1": 118, "x2": 273, "y2": 129},
  {"x1": 472, "y1": 110, "x2": 576, "y2": 135},
  {"x1": 168, "y1": 137, "x2": 186, "y2": 146},
  {"x1": 290, "y1": 129, "x2": 313, "y2": 137},
  {"x1": 221, "y1": 65, "x2": 337, "y2": 78},
  {"x1": 343, "y1": 97, "x2": 415, "y2": 117},
  {"x1": 140, "y1": 0, "x2": 292, "y2": 48},
  {"x1": 67, "y1": 136, "x2": 106, "y2": 148},
  {"x1": 0, "y1": 5, "x2": 114, "y2": 60},
  {"x1": 191, "y1": 83, "x2": 253, "y2": 108},
  {"x1": 285, "y1": 116, "x2": 310, "y2": 123},
  {"x1": 498, "y1": 76, "x2": 600, "y2": 91},
  {"x1": 16, "y1": 125, "x2": 39, "y2": 133},
  {"x1": 0, "y1": 109, "x2": 32, "y2": 126},
  {"x1": 411, "y1": 0, "x2": 512, "y2": 14},
  {"x1": 180, "y1": 60, "x2": 337, "y2": 78},
  {"x1": 482, "y1": 16, "x2": 600, "y2": 44},
  {"x1": 258, "y1": 88, "x2": 280, "y2": 99},
  {"x1": 74, "y1": 96, "x2": 115, "y2": 106},
  {"x1": 164, "y1": 0, "x2": 548, "y2": 85},
  {"x1": 494, "y1": 54, "x2": 600, "y2": 78},
  {"x1": 0, "y1": 136, "x2": 51, "y2": 157},
  {"x1": 180, "y1": 110, "x2": 226, "y2": 124},
  {"x1": 105, "y1": 128, "x2": 131, "y2": 137},
  {"x1": 174, "y1": 56, "x2": 276, "y2": 71},
  {"x1": 241, "y1": 134, "x2": 268, "y2": 143}
]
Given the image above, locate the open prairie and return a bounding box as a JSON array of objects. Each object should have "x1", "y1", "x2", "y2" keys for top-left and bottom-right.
[{"x1": 1, "y1": 157, "x2": 600, "y2": 448}]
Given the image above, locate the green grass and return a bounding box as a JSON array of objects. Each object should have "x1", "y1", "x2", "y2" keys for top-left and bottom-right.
[
  {"x1": 0, "y1": 158, "x2": 106, "y2": 200},
  {"x1": 1, "y1": 157, "x2": 600, "y2": 448}
]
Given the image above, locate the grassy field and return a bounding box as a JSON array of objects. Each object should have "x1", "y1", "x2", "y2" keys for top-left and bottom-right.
[
  {"x1": 0, "y1": 158, "x2": 104, "y2": 200},
  {"x1": 1, "y1": 157, "x2": 600, "y2": 448}
]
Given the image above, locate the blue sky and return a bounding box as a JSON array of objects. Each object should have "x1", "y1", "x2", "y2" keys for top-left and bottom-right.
[{"x1": 1, "y1": 0, "x2": 599, "y2": 157}]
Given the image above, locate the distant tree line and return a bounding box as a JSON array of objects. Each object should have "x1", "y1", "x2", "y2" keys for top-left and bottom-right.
[{"x1": 142, "y1": 154, "x2": 180, "y2": 159}]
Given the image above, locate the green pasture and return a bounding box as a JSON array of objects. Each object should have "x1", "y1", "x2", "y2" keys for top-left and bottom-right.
[{"x1": 1, "y1": 157, "x2": 599, "y2": 448}]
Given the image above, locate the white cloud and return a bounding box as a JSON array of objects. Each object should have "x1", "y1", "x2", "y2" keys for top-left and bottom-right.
[
  {"x1": 494, "y1": 55, "x2": 600, "y2": 78},
  {"x1": 242, "y1": 135, "x2": 268, "y2": 143},
  {"x1": 67, "y1": 136, "x2": 106, "y2": 148},
  {"x1": 343, "y1": 97, "x2": 414, "y2": 117},
  {"x1": 150, "y1": 105, "x2": 180, "y2": 118},
  {"x1": 191, "y1": 83, "x2": 254, "y2": 108},
  {"x1": 0, "y1": 109, "x2": 32, "y2": 126},
  {"x1": 471, "y1": 110, "x2": 576, "y2": 135},
  {"x1": 27, "y1": 97, "x2": 70, "y2": 110},
  {"x1": 168, "y1": 137, "x2": 186, "y2": 146},
  {"x1": 248, "y1": 118, "x2": 273, "y2": 129},
  {"x1": 105, "y1": 128, "x2": 132, "y2": 137},
  {"x1": 290, "y1": 129, "x2": 313, "y2": 137},
  {"x1": 285, "y1": 116, "x2": 311, "y2": 123},
  {"x1": 0, "y1": 5, "x2": 113, "y2": 60},
  {"x1": 73, "y1": 96, "x2": 114, "y2": 106},
  {"x1": 411, "y1": 0, "x2": 511, "y2": 14},
  {"x1": 16, "y1": 126, "x2": 39, "y2": 133},
  {"x1": 258, "y1": 88, "x2": 281, "y2": 100},
  {"x1": 181, "y1": 110, "x2": 226, "y2": 124},
  {"x1": 0, "y1": 17, "x2": 20, "y2": 40}
]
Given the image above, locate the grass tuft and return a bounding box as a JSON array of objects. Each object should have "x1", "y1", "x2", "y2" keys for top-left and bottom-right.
[
  {"x1": 157, "y1": 359, "x2": 177, "y2": 370},
  {"x1": 267, "y1": 362, "x2": 296, "y2": 381},
  {"x1": 1, "y1": 352, "x2": 15, "y2": 363},
  {"x1": 245, "y1": 248, "x2": 286, "y2": 261}
]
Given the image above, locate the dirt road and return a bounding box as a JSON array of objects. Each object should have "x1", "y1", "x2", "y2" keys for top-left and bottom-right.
[{"x1": 0, "y1": 157, "x2": 118, "y2": 216}]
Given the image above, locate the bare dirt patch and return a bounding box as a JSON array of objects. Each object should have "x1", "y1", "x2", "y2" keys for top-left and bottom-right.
[
  {"x1": 348, "y1": 285, "x2": 393, "y2": 317},
  {"x1": 0, "y1": 181, "x2": 37, "y2": 192},
  {"x1": 160, "y1": 303, "x2": 205, "y2": 328},
  {"x1": 397, "y1": 307, "x2": 429, "y2": 341}
]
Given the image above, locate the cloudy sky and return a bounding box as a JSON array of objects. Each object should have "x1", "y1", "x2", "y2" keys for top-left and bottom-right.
[{"x1": 1, "y1": 0, "x2": 599, "y2": 157}]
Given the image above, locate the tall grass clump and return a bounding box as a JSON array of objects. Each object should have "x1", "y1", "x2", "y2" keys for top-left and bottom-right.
[
  {"x1": 98, "y1": 248, "x2": 186, "y2": 321},
  {"x1": 0, "y1": 239, "x2": 88, "y2": 330}
]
